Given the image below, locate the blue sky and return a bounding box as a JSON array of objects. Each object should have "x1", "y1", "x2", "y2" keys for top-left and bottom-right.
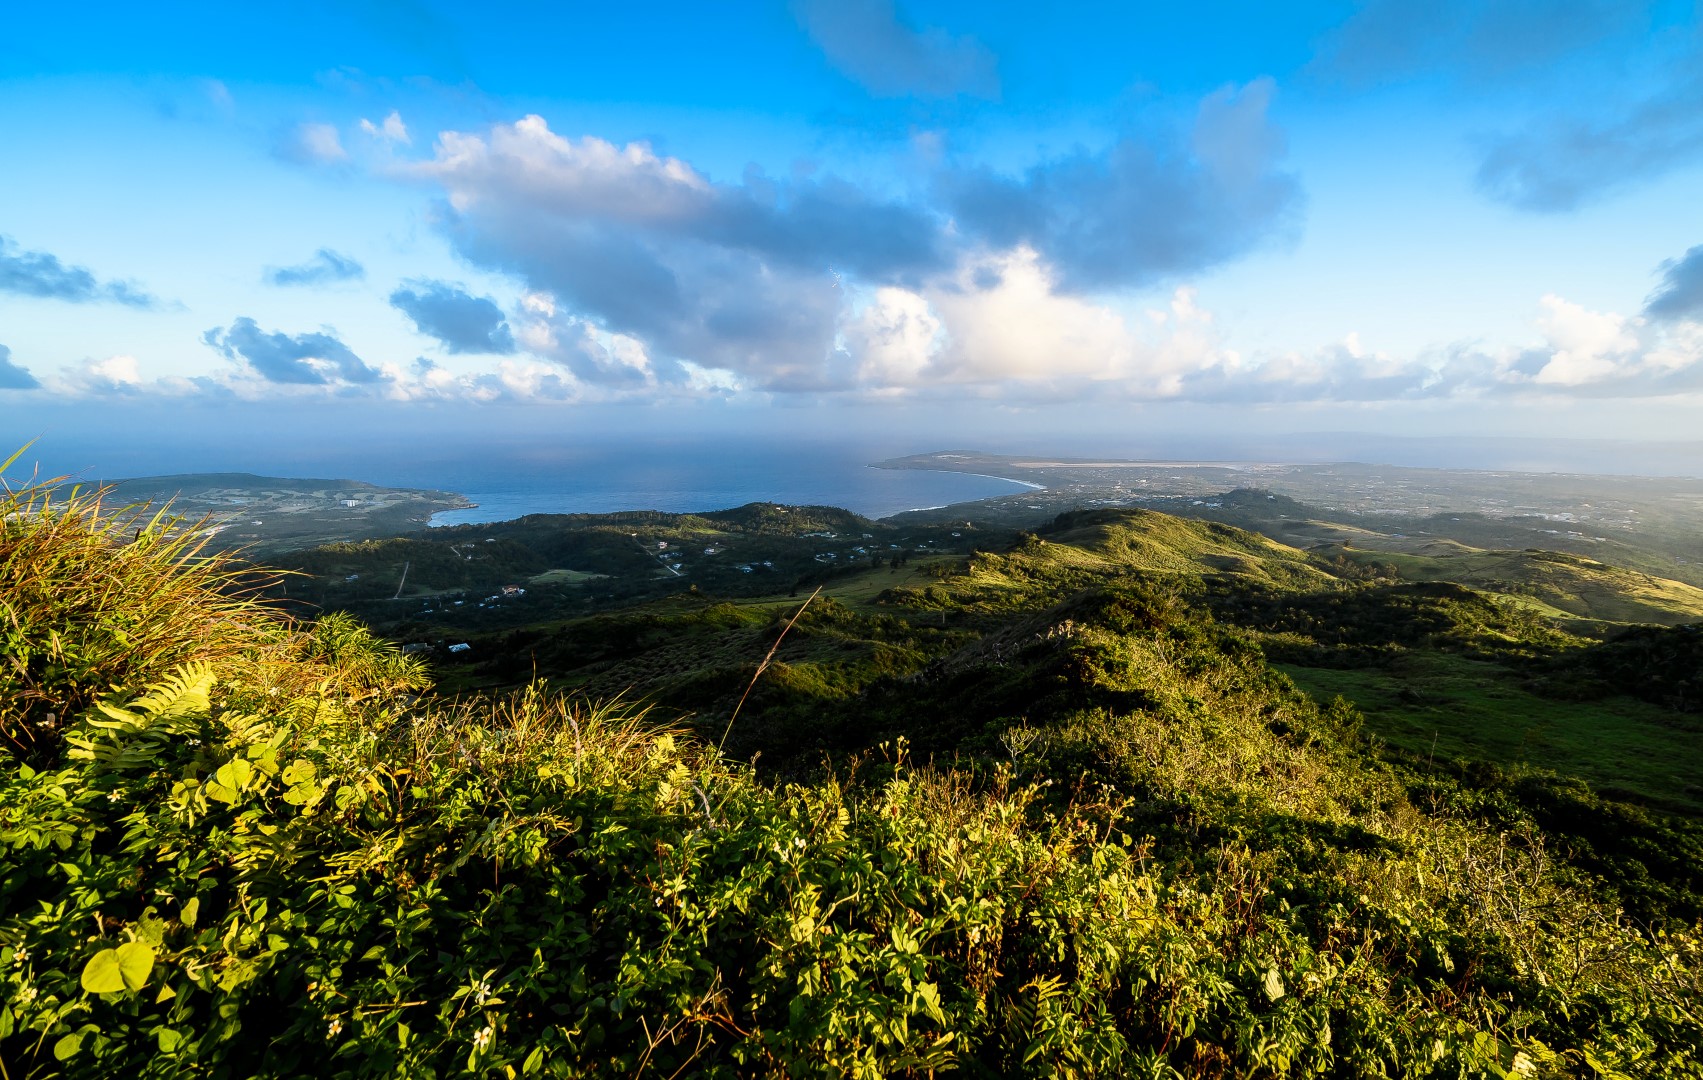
[{"x1": 4, "y1": 1, "x2": 1703, "y2": 459}]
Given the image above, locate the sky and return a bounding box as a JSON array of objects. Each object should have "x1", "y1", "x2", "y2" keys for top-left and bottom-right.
[{"x1": 4, "y1": 0, "x2": 1703, "y2": 468}]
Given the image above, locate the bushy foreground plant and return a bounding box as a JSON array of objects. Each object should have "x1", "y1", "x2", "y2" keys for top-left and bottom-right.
[{"x1": 3, "y1": 473, "x2": 1701, "y2": 1078}]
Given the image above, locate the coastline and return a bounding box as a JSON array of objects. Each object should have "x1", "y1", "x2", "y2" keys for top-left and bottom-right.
[
  {"x1": 421, "y1": 457, "x2": 1033, "y2": 528},
  {"x1": 951, "y1": 470, "x2": 1046, "y2": 490}
]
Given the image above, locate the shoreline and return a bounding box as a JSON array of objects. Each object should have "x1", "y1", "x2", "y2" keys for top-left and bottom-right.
[
  {"x1": 952, "y1": 470, "x2": 1046, "y2": 491},
  {"x1": 424, "y1": 464, "x2": 1033, "y2": 528},
  {"x1": 867, "y1": 461, "x2": 1048, "y2": 492}
]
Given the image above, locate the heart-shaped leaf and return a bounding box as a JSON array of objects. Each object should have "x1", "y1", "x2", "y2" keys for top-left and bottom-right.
[{"x1": 81, "y1": 940, "x2": 155, "y2": 994}]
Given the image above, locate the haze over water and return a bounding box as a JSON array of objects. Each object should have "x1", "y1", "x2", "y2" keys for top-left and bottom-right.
[{"x1": 411, "y1": 443, "x2": 1036, "y2": 524}]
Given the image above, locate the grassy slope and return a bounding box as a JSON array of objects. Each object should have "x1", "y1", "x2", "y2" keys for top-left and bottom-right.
[
  {"x1": 421, "y1": 508, "x2": 1703, "y2": 809},
  {"x1": 1278, "y1": 655, "x2": 1703, "y2": 813},
  {"x1": 6, "y1": 484, "x2": 1703, "y2": 1077},
  {"x1": 1325, "y1": 543, "x2": 1703, "y2": 625}
]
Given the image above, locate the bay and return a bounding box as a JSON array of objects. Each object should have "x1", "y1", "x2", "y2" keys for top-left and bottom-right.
[{"x1": 352, "y1": 440, "x2": 1036, "y2": 525}]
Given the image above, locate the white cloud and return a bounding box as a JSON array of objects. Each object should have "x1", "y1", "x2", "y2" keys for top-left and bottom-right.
[
  {"x1": 55, "y1": 354, "x2": 143, "y2": 395},
  {"x1": 1529, "y1": 294, "x2": 1640, "y2": 386},
  {"x1": 359, "y1": 110, "x2": 411, "y2": 145},
  {"x1": 842, "y1": 286, "x2": 941, "y2": 386},
  {"x1": 514, "y1": 296, "x2": 656, "y2": 386},
  {"x1": 410, "y1": 105, "x2": 1302, "y2": 397},
  {"x1": 835, "y1": 250, "x2": 1232, "y2": 396},
  {"x1": 283, "y1": 122, "x2": 349, "y2": 164}
]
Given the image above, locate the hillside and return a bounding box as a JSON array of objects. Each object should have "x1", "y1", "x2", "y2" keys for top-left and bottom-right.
[
  {"x1": 4, "y1": 476, "x2": 1701, "y2": 1077},
  {"x1": 1318, "y1": 543, "x2": 1703, "y2": 625},
  {"x1": 280, "y1": 503, "x2": 992, "y2": 629}
]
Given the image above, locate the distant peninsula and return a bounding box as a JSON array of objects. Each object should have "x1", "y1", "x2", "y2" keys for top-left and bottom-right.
[{"x1": 107, "y1": 472, "x2": 473, "y2": 555}]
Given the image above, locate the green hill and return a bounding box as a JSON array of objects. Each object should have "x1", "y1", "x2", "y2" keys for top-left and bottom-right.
[
  {"x1": 4, "y1": 476, "x2": 1701, "y2": 1077},
  {"x1": 1316, "y1": 543, "x2": 1703, "y2": 625}
]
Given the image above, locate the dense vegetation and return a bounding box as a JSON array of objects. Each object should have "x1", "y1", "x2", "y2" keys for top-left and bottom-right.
[
  {"x1": 3, "y1": 474, "x2": 1701, "y2": 1077},
  {"x1": 280, "y1": 504, "x2": 983, "y2": 630}
]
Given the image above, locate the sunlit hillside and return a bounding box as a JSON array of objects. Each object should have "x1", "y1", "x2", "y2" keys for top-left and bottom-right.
[{"x1": 4, "y1": 475, "x2": 1700, "y2": 1077}]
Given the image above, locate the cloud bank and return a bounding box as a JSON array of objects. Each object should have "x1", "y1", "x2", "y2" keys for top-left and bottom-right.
[
  {"x1": 413, "y1": 91, "x2": 1298, "y2": 393},
  {"x1": 0, "y1": 235, "x2": 159, "y2": 308}
]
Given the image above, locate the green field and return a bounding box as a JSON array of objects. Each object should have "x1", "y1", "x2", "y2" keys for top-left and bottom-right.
[
  {"x1": 527, "y1": 567, "x2": 608, "y2": 584},
  {"x1": 1328, "y1": 543, "x2": 1703, "y2": 625},
  {"x1": 1279, "y1": 654, "x2": 1703, "y2": 813}
]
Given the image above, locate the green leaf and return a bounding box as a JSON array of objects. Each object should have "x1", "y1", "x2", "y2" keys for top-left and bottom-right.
[
  {"x1": 180, "y1": 897, "x2": 199, "y2": 929},
  {"x1": 281, "y1": 759, "x2": 317, "y2": 786},
  {"x1": 115, "y1": 940, "x2": 155, "y2": 989},
  {"x1": 53, "y1": 1033, "x2": 81, "y2": 1060},
  {"x1": 81, "y1": 941, "x2": 155, "y2": 994},
  {"x1": 82, "y1": 950, "x2": 126, "y2": 993},
  {"x1": 215, "y1": 758, "x2": 253, "y2": 792}
]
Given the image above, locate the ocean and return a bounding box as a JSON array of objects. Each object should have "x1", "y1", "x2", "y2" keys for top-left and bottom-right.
[
  {"x1": 398, "y1": 442, "x2": 1034, "y2": 525},
  {"x1": 13, "y1": 431, "x2": 1037, "y2": 522}
]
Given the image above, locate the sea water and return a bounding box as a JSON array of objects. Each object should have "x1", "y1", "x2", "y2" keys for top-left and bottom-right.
[
  {"x1": 229, "y1": 439, "x2": 1039, "y2": 524},
  {"x1": 394, "y1": 441, "x2": 1033, "y2": 525},
  {"x1": 14, "y1": 432, "x2": 1036, "y2": 522}
]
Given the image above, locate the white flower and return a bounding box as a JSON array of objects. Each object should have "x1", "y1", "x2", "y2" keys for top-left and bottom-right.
[
  {"x1": 15, "y1": 983, "x2": 35, "y2": 1004},
  {"x1": 327, "y1": 1017, "x2": 343, "y2": 1039},
  {"x1": 474, "y1": 979, "x2": 492, "y2": 1005},
  {"x1": 107, "y1": 791, "x2": 122, "y2": 802},
  {"x1": 12, "y1": 946, "x2": 27, "y2": 964},
  {"x1": 472, "y1": 1025, "x2": 493, "y2": 1051}
]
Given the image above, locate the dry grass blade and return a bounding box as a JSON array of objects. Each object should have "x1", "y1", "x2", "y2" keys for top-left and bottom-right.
[
  {"x1": 0, "y1": 463, "x2": 297, "y2": 760},
  {"x1": 718, "y1": 586, "x2": 820, "y2": 753}
]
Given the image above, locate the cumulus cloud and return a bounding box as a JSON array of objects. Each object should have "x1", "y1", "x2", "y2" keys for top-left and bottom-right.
[
  {"x1": 1645, "y1": 244, "x2": 1703, "y2": 321},
  {"x1": 277, "y1": 122, "x2": 348, "y2": 165},
  {"x1": 838, "y1": 260, "x2": 1235, "y2": 397},
  {"x1": 0, "y1": 344, "x2": 41, "y2": 390},
  {"x1": 943, "y1": 80, "x2": 1301, "y2": 291},
  {"x1": 1196, "y1": 295, "x2": 1703, "y2": 403},
  {"x1": 202, "y1": 318, "x2": 384, "y2": 385},
  {"x1": 263, "y1": 248, "x2": 365, "y2": 287},
  {"x1": 793, "y1": 0, "x2": 998, "y2": 99},
  {"x1": 56, "y1": 354, "x2": 146, "y2": 396},
  {"x1": 514, "y1": 293, "x2": 652, "y2": 385},
  {"x1": 414, "y1": 98, "x2": 1296, "y2": 390},
  {"x1": 360, "y1": 110, "x2": 410, "y2": 145},
  {"x1": 389, "y1": 279, "x2": 516, "y2": 354},
  {"x1": 835, "y1": 275, "x2": 1703, "y2": 405},
  {"x1": 0, "y1": 235, "x2": 159, "y2": 308},
  {"x1": 417, "y1": 115, "x2": 945, "y2": 390}
]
